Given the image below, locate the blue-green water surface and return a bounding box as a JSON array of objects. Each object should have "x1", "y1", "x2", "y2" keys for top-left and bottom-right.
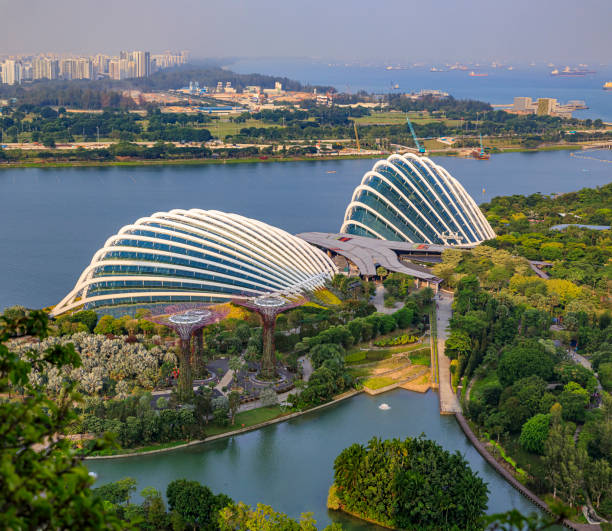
[{"x1": 88, "y1": 390, "x2": 540, "y2": 529}]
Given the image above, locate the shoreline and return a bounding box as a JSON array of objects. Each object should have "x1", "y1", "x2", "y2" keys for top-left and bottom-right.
[
  {"x1": 0, "y1": 145, "x2": 584, "y2": 170},
  {"x1": 85, "y1": 389, "x2": 362, "y2": 460},
  {"x1": 84, "y1": 386, "x2": 592, "y2": 528},
  {"x1": 454, "y1": 412, "x2": 592, "y2": 531}
]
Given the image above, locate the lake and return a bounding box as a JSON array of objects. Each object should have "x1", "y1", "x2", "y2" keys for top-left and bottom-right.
[
  {"x1": 0, "y1": 149, "x2": 610, "y2": 310},
  {"x1": 87, "y1": 389, "x2": 541, "y2": 529}
]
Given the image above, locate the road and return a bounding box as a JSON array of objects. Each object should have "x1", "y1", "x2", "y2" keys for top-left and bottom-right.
[{"x1": 436, "y1": 293, "x2": 461, "y2": 414}]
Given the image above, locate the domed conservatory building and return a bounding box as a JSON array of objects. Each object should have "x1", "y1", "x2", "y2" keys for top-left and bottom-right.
[
  {"x1": 341, "y1": 153, "x2": 494, "y2": 246},
  {"x1": 51, "y1": 209, "x2": 336, "y2": 316}
]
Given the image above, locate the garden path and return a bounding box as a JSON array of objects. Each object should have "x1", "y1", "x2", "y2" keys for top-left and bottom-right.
[
  {"x1": 215, "y1": 369, "x2": 234, "y2": 395},
  {"x1": 436, "y1": 293, "x2": 461, "y2": 414},
  {"x1": 371, "y1": 285, "x2": 403, "y2": 314}
]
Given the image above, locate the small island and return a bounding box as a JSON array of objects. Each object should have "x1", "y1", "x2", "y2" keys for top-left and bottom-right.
[{"x1": 328, "y1": 436, "x2": 489, "y2": 530}]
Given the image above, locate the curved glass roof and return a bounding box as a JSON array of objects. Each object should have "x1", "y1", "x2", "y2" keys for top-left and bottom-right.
[
  {"x1": 52, "y1": 209, "x2": 336, "y2": 316},
  {"x1": 341, "y1": 153, "x2": 495, "y2": 246}
]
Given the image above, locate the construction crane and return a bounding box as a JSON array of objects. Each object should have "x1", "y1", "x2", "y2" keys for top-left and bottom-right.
[
  {"x1": 406, "y1": 115, "x2": 426, "y2": 153},
  {"x1": 472, "y1": 132, "x2": 490, "y2": 160},
  {"x1": 353, "y1": 121, "x2": 361, "y2": 151}
]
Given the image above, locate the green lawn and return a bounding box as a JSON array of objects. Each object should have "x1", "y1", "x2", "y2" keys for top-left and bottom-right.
[
  {"x1": 204, "y1": 405, "x2": 284, "y2": 436},
  {"x1": 351, "y1": 111, "x2": 461, "y2": 127},
  {"x1": 362, "y1": 376, "x2": 396, "y2": 390},
  {"x1": 345, "y1": 349, "x2": 392, "y2": 365},
  {"x1": 345, "y1": 337, "x2": 428, "y2": 366},
  {"x1": 409, "y1": 347, "x2": 431, "y2": 366},
  {"x1": 211, "y1": 119, "x2": 281, "y2": 139},
  {"x1": 348, "y1": 367, "x2": 374, "y2": 379}
]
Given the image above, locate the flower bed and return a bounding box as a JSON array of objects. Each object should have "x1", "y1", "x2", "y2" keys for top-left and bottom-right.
[{"x1": 373, "y1": 334, "x2": 419, "y2": 348}]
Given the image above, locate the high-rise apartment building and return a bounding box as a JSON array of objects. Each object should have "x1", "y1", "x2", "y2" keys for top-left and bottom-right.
[
  {"x1": 33, "y1": 58, "x2": 59, "y2": 80},
  {"x1": 132, "y1": 51, "x2": 150, "y2": 78},
  {"x1": 1, "y1": 60, "x2": 20, "y2": 85},
  {"x1": 94, "y1": 54, "x2": 109, "y2": 76},
  {"x1": 20, "y1": 63, "x2": 32, "y2": 81},
  {"x1": 1, "y1": 49, "x2": 183, "y2": 84},
  {"x1": 76, "y1": 58, "x2": 93, "y2": 80},
  {"x1": 119, "y1": 58, "x2": 136, "y2": 79},
  {"x1": 109, "y1": 59, "x2": 121, "y2": 80},
  {"x1": 60, "y1": 59, "x2": 77, "y2": 80}
]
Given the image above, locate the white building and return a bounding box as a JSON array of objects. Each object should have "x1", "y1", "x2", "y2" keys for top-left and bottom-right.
[
  {"x1": 1, "y1": 60, "x2": 20, "y2": 85},
  {"x1": 132, "y1": 51, "x2": 150, "y2": 78},
  {"x1": 33, "y1": 58, "x2": 59, "y2": 80}
]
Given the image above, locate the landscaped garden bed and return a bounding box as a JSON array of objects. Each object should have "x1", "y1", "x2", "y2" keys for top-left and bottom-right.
[{"x1": 374, "y1": 334, "x2": 419, "y2": 348}]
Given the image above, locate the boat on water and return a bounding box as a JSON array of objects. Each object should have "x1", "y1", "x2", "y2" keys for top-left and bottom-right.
[
  {"x1": 471, "y1": 150, "x2": 490, "y2": 160},
  {"x1": 551, "y1": 66, "x2": 596, "y2": 76},
  {"x1": 604, "y1": 81, "x2": 612, "y2": 91},
  {"x1": 469, "y1": 71, "x2": 488, "y2": 77},
  {"x1": 326, "y1": 170, "x2": 337, "y2": 174}
]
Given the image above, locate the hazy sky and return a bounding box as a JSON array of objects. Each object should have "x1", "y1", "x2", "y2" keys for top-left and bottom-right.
[{"x1": 1, "y1": 0, "x2": 610, "y2": 64}]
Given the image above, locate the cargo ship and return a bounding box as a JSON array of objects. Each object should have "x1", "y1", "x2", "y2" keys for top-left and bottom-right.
[
  {"x1": 604, "y1": 81, "x2": 612, "y2": 91},
  {"x1": 469, "y1": 71, "x2": 488, "y2": 77},
  {"x1": 551, "y1": 66, "x2": 597, "y2": 76}
]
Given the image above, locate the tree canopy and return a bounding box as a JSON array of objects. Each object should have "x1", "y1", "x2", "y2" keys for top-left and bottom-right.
[{"x1": 332, "y1": 436, "x2": 488, "y2": 530}]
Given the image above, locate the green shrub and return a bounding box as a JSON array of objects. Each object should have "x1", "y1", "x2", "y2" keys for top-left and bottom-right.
[
  {"x1": 519, "y1": 414, "x2": 551, "y2": 454},
  {"x1": 410, "y1": 348, "x2": 431, "y2": 366},
  {"x1": 344, "y1": 351, "x2": 366, "y2": 364}
]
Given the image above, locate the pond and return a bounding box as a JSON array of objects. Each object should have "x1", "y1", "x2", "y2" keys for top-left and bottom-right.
[{"x1": 88, "y1": 389, "x2": 540, "y2": 529}]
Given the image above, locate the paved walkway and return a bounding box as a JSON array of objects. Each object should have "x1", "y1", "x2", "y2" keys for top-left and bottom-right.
[
  {"x1": 436, "y1": 293, "x2": 461, "y2": 414},
  {"x1": 371, "y1": 285, "x2": 403, "y2": 314},
  {"x1": 215, "y1": 369, "x2": 234, "y2": 395}
]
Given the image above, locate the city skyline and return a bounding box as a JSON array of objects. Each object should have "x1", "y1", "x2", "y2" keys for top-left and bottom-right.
[
  {"x1": 0, "y1": 0, "x2": 611, "y2": 64},
  {"x1": 0, "y1": 49, "x2": 188, "y2": 84}
]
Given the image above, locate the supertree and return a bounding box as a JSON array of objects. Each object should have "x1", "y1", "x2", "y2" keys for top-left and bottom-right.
[
  {"x1": 233, "y1": 295, "x2": 306, "y2": 380},
  {"x1": 150, "y1": 305, "x2": 227, "y2": 400}
]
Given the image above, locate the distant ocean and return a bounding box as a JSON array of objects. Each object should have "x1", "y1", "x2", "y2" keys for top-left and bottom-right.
[{"x1": 229, "y1": 58, "x2": 612, "y2": 122}]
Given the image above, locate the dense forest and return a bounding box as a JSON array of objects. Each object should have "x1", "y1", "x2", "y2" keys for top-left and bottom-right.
[
  {"x1": 481, "y1": 184, "x2": 612, "y2": 288},
  {"x1": 432, "y1": 183, "x2": 612, "y2": 519}
]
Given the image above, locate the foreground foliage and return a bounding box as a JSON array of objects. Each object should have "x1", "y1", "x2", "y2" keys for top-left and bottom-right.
[{"x1": 0, "y1": 309, "x2": 121, "y2": 529}]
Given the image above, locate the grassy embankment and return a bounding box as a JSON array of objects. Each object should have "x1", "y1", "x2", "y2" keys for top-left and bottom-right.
[
  {"x1": 347, "y1": 340, "x2": 432, "y2": 393},
  {"x1": 89, "y1": 405, "x2": 285, "y2": 456},
  {"x1": 0, "y1": 153, "x2": 384, "y2": 169}
]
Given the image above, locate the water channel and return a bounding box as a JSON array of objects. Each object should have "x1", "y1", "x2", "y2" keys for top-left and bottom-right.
[{"x1": 88, "y1": 390, "x2": 540, "y2": 529}]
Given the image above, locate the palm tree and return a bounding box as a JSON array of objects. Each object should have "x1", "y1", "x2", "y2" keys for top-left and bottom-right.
[{"x1": 228, "y1": 356, "x2": 245, "y2": 389}]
